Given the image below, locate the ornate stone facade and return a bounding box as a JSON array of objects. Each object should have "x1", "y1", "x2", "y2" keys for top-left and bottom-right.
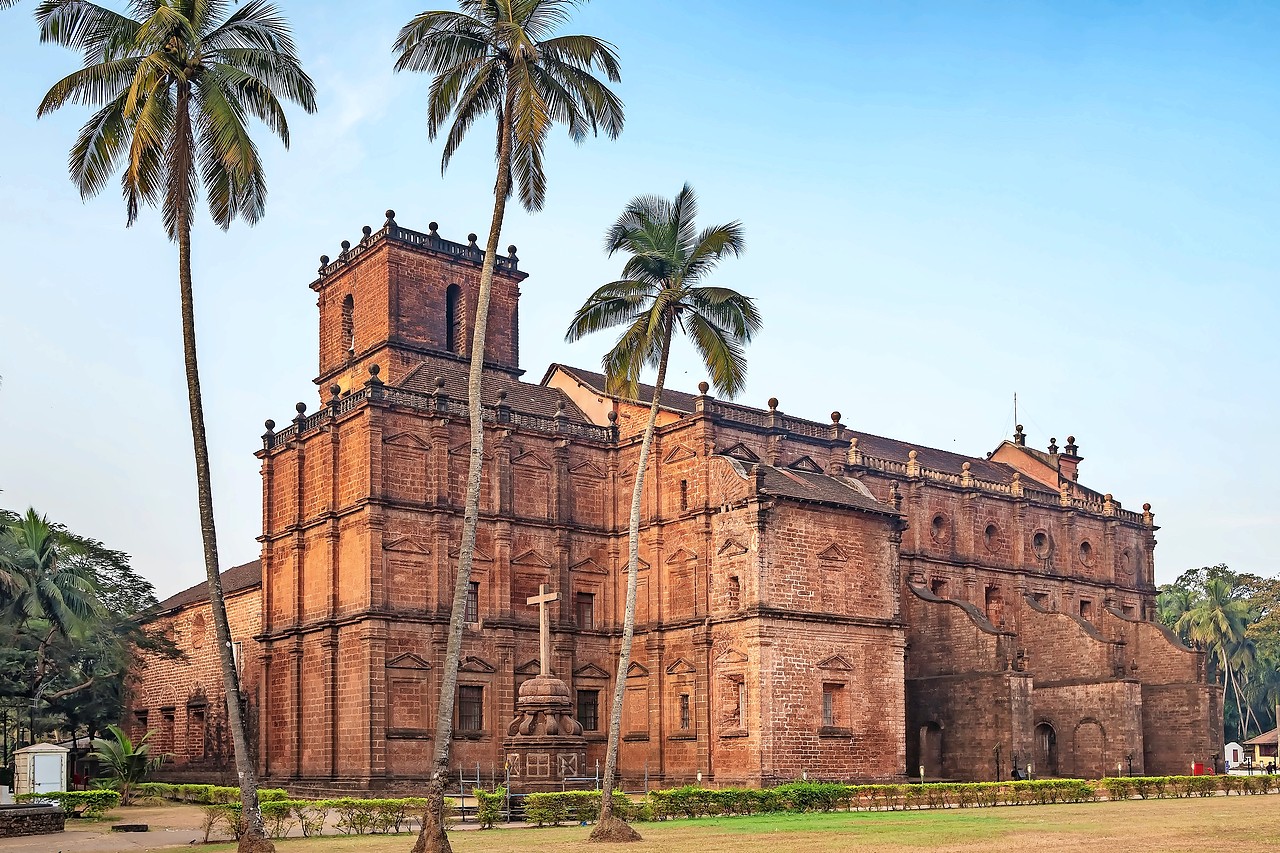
[{"x1": 129, "y1": 215, "x2": 1218, "y2": 792}]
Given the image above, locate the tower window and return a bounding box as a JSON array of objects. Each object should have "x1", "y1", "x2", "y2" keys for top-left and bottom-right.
[
  {"x1": 445, "y1": 284, "x2": 464, "y2": 354},
  {"x1": 341, "y1": 294, "x2": 354, "y2": 354}
]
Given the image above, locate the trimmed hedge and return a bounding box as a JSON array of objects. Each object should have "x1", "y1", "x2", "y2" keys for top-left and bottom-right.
[
  {"x1": 523, "y1": 791, "x2": 640, "y2": 826},
  {"x1": 133, "y1": 782, "x2": 289, "y2": 804},
  {"x1": 199, "y1": 796, "x2": 454, "y2": 841},
  {"x1": 16, "y1": 790, "x2": 121, "y2": 817}
]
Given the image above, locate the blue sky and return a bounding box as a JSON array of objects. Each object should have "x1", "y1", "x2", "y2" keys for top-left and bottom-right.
[{"x1": 1, "y1": 1, "x2": 1277, "y2": 598}]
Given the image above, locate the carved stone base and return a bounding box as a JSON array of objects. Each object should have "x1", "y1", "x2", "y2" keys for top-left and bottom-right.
[{"x1": 504, "y1": 674, "x2": 589, "y2": 791}]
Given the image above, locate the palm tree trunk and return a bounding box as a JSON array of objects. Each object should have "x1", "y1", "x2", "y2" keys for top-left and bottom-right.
[
  {"x1": 412, "y1": 93, "x2": 515, "y2": 853},
  {"x1": 595, "y1": 323, "x2": 672, "y2": 833},
  {"x1": 177, "y1": 209, "x2": 271, "y2": 852}
]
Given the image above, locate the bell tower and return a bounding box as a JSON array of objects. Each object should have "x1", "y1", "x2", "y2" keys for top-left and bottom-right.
[{"x1": 310, "y1": 210, "x2": 528, "y2": 395}]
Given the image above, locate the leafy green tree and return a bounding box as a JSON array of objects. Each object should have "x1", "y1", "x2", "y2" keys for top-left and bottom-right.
[
  {"x1": 0, "y1": 508, "x2": 176, "y2": 752},
  {"x1": 35, "y1": 3, "x2": 315, "y2": 848},
  {"x1": 393, "y1": 3, "x2": 622, "y2": 850},
  {"x1": 93, "y1": 724, "x2": 162, "y2": 805},
  {"x1": 566, "y1": 184, "x2": 760, "y2": 835}
]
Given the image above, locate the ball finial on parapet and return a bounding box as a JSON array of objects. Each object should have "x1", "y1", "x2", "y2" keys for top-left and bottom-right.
[
  {"x1": 767, "y1": 397, "x2": 779, "y2": 411},
  {"x1": 698, "y1": 381, "x2": 710, "y2": 395}
]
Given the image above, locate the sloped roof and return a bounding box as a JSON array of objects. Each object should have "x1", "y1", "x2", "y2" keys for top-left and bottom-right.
[
  {"x1": 402, "y1": 357, "x2": 589, "y2": 421},
  {"x1": 154, "y1": 560, "x2": 261, "y2": 615},
  {"x1": 401, "y1": 353, "x2": 591, "y2": 420},
  {"x1": 1244, "y1": 727, "x2": 1279, "y2": 747},
  {"x1": 544, "y1": 364, "x2": 700, "y2": 413},
  {"x1": 720, "y1": 456, "x2": 893, "y2": 516},
  {"x1": 548, "y1": 364, "x2": 1020, "y2": 483}
]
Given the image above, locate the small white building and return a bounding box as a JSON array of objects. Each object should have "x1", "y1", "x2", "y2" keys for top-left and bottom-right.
[
  {"x1": 13, "y1": 743, "x2": 69, "y2": 797},
  {"x1": 1225, "y1": 741, "x2": 1244, "y2": 770}
]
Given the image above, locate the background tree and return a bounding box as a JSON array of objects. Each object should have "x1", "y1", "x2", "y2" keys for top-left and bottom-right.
[
  {"x1": 1159, "y1": 565, "x2": 1279, "y2": 743},
  {"x1": 35, "y1": 3, "x2": 315, "y2": 849},
  {"x1": 566, "y1": 184, "x2": 760, "y2": 839},
  {"x1": 0, "y1": 508, "x2": 177, "y2": 755},
  {"x1": 393, "y1": 3, "x2": 621, "y2": 850}
]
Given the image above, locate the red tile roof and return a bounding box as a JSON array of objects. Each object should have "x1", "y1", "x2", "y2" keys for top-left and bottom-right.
[{"x1": 154, "y1": 560, "x2": 261, "y2": 615}]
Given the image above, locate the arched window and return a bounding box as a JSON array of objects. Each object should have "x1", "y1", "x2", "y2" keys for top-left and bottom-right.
[
  {"x1": 445, "y1": 285, "x2": 464, "y2": 354},
  {"x1": 341, "y1": 294, "x2": 354, "y2": 354}
]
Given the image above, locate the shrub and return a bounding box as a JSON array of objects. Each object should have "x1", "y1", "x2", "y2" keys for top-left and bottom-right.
[
  {"x1": 476, "y1": 788, "x2": 506, "y2": 829},
  {"x1": 16, "y1": 790, "x2": 121, "y2": 818}
]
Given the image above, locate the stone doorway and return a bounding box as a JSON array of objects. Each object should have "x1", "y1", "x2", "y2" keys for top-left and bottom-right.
[
  {"x1": 1035, "y1": 722, "x2": 1058, "y2": 776},
  {"x1": 919, "y1": 722, "x2": 943, "y2": 778}
]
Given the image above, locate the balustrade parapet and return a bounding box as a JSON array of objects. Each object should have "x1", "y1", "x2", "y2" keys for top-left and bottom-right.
[
  {"x1": 313, "y1": 212, "x2": 524, "y2": 283},
  {"x1": 263, "y1": 384, "x2": 614, "y2": 450}
]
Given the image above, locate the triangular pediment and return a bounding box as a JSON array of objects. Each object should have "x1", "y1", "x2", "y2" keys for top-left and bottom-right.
[
  {"x1": 715, "y1": 647, "x2": 749, "y2": 665},
  {"x1": 570, "y1": 558, "x2": 608, "y2": 575},
  {"x1": 459, "y1": 656, "x2": 496, "y2": 674},
  {"x1": 515, "y1": 659, "x2": 541, "y2": 675},
  {"x1": 817, "y1": 543, "x2": 849, "y2": 563},
  {"x1": 817, "y1": 654, "x2": 854, "y2": 672},
  {"x1": 788, "y1": 455, "x2": 824, "y2": 474},
  {"x1": 384, "y1": 536, "x2": 430, "y2": 554},
  {"x1": 569, "y1": 459, "x2": 606, "y2": 479},
  {"x1": 386, "y1": 653, "x2": 432, "y2": 671},
  {"x1": 626, "y1": 662, "x2": 650, "y2": 678},
  {"x1": 448, "y1": 443, "x2": 493, "y2": 461},
  {"x1": 663, "y1": 444, "x2": 697, "y2": 464},
  {"x1": 720, "y1": 443, "x2": 760, "y2": 463},
  {"x1": 665, "y1": 547, "x2": 697, "y2": 564},
  {"x1": 574, "y1": 663, "x2": 610, "y2": 679},
  {"x1": 717, "y1": 538, "x2": 750, "y2": 558},
  {"x1": 447, "y1": 545, "x2": 493, "y2": 563},
  {"x1": 512, "y1": 450, "x2": 551, "y2": 470},
  {"x1": 384, "y1": 432, "x2": 430, "y2": 449},
  {"x1": 512, "y1": 549, "x2": 553, "y2": 568},
  {"x1": 665, "y1": 657, "x2": 696, "y2": 675}
]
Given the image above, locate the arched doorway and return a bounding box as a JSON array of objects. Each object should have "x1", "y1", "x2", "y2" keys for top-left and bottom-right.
[
  {"x1": 1034, "y1": 722, "x2": 1058, "y2": 776},
  {"x1": 919, "y1": 722, "x2": 943, "y2": 778},
  {"x1": 1073, "y1": 720, "x2": 1106, "y2": 779}
]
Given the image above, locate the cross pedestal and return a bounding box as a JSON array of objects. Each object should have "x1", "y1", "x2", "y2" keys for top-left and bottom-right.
[{"x1": 505, "y1": 583, "x2": 585, "y2": 791}]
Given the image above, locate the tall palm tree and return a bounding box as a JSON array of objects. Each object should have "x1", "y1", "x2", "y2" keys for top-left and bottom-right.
[
  {"x1": 35, "y1": 3, "x2": 315, "y2": 849},
  {"x1": 566, "y1": 184, "x2": 760, "y2": 836},
  {"x1": 1179, "y1": 577, "x2": 1255, "y2": 742},
  {"x1": 393, "y1": 4, "x2": 621, "y2": 851}
]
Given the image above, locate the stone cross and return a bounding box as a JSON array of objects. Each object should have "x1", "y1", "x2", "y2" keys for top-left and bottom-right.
[{"x1": 526, "y1": 583, "x2": 560, "y2": 676}]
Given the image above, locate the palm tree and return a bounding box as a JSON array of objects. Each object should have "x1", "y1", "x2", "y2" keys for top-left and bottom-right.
[
  {"x1": 1, "y1": 509, "x2": 102, "y2": 736},
  {"x1": 1157, "y1": 585, "x2": 1194, "y2": 641},
  {"x1": 393, "y1": 4, "x2": 621, "y2": 850},
  {"x1": 566, "y1": 184, "x2": 760, "y2": 837},
  {"x1": 36, "y1": 3, "x2": 315, "y2": 849},
  {"x1": 1179, "y1": 578, "x2": 1255, "y2": 742},
  {"x1": 93, "y1": 724, "x2": 163, "y2": 805}
]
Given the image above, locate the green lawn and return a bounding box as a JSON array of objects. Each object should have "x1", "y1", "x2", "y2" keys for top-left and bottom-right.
[{"x1": 201, "y1": 795, "x2": 1279, "y2": 853}]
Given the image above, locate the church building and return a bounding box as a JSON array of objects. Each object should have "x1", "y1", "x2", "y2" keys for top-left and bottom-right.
[{"x1": 129, "y1": 213, "x2": 1219, "y2": 793}]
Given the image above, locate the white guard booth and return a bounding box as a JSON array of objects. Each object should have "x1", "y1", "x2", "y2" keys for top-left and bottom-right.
[{"x1": 13, "y1": 743, "x2": 70, "y2": 797}]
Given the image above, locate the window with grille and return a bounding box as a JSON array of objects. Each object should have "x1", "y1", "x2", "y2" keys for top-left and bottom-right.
[
  {"x1": 679, "y1": 693, "x2": 691, "y2": 730},
  {"x1": 577, "y1": 690, "x2": 599, "y2": 731},
  {"x1": 458, "y1": 685, "x2": 484, "y2": 732},
  {"x1": 465, "y1": 581, "x2": 479, "y2": 624}
]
